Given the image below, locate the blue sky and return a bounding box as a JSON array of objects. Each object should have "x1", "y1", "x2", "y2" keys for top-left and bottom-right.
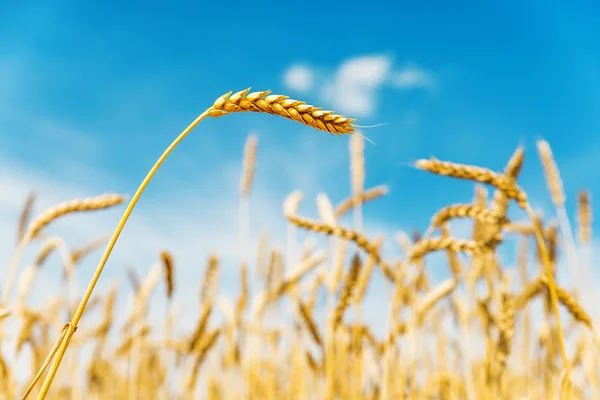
[{"x1": 1, "y1": 0, "x2": 600, "y2": 364}]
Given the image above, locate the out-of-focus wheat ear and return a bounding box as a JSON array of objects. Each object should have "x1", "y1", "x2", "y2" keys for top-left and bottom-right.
[
  {"x1": 415, "y1": 157, "x2": 528, "y2": 210},
  {"x1": 537, "y1": 139, "x2": 580, "y2": 277},
  {"x1": 537, "y1": 140, "x2": 565, "y2": 207},
  {"x1": 234, "y1": 261, "x2": 249, "y2": 327},
  {"x1": 200, "y1": 254, "x2": 220, "y2": 305},
  {"x1": 316, "y1": 193, "x2": 337, "y2": 226},
  {"x1": 256, "y1": 230, "x2": 269, "y2": 279},
  {"x1": 495, "y1": 277, "x2": 515, "y2": 385},
  {"x1": 577, "y1": 190, "x2": 591, "y2": 245},
  {"x1": 335, "y1": 185, "x2": 388, "y2": 218},
  {"x1": 285, "y1": 213, "x2": 396, "y2": 283},
  {"x1": 126, "y1": 268, "x2": 141, "y2": 295},
  {"x1": 33, "y1": 237, "x2": 62, "y2": 268},
  {"x1": 349, "y1": 134, "x2": 365, "y2": 232},
  {"x1": 3, "y1": 194, "x2": 126, "y2": 309},
  {"x1": 160, "y1": 250, "x2": 175, "y2": 300},
  {"x1": 491, "y1": 145, "x2": 525, "y2": 217},
  {"x1": 209, "y1": 89, "x2": 356, "y2": 134},
  {"x1": 354, "y1": 235, "x2": 384, "y2": 304},
  {"x1": 428, "y1": 204, "x2": 507, "y2": 234},
  {"x1": 27, "y1": 193, "x2": 126, "y2": 239},
  {"x1": 17, "y1": 191, "x2": 36, "y2": 243},
  {"x1": 189, "y1": 302, "x2": 212, "y2": 352},
  {"x1": 70, "y1": 236, "x2": 108, "y2": 266},
  {"x1": 540, "y1": 275, "x2": 594, "y2": 331},
  {"x1": 408, "y1": 237, "x2": 482, "y2": 264},
  {"x1": 240, "y1": 133, "x2": 258, "y2": 198},
  {"x1": 186, "y1": 329, "x2": 221, "y2": 391},
  {"x1": 332, "y1": 253, "x2": 361, "y2": 328},
  {"x1": 239, "y1": 134, "x2": 258, "y2": 267},
  {"x1": 298, "y1": 301, "x2": 323, "y2": 348}
]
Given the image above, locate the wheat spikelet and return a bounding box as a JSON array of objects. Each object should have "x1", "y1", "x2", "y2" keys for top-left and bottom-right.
[
  {"x1": 26, "y1": 193, "x2": 125, "y2": 239},
  {"x1": 415, "y1": 158, "x2": 527, "y2": 209},
  {"x1": 209, "y1": 88, "x2": 355, "y2": 134},
  {"x1": 160, "y1": 250, "x2": 174, "y2": 300},
  {"x1": 335, "y1": 185, "x2": 388, "y2": 217}
]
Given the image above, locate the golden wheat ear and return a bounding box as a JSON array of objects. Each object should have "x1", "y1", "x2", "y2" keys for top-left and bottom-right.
[{"x1": 209, "y1": 88, "x2": 356, "y2": 134}]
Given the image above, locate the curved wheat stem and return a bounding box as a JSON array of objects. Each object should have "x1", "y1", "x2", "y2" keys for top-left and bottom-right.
[{"x1": 31, "y1": 88, "x2": 355, "y2": 400}]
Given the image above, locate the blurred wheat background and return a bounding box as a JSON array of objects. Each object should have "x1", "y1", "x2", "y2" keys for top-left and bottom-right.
[{"x1": 1, "y1": 1, "x2": 600, "y2": 399}]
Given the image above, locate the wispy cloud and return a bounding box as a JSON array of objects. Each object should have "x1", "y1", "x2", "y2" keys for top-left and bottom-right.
[
  {"x1": 390, "y1": 64, "x2": 435, "y2": 89},
  {"x1": 282, "y1": 55, "x2": 436, "y2": 118},
  {"x1": 283, "y1": 64, "x2": 314, "y2": 93}
]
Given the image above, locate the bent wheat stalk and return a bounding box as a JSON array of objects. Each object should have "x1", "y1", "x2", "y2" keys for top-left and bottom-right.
[{"x1": 30, "y1": 88, "x2": 356, "y2": 400}]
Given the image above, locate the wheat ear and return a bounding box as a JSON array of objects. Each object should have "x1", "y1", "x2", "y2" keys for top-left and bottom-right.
[
  {"x1": 4, "y1": 194, "x2": 124, "y2": 310},
  {"x1": 16, "y1": 191, "x2": 36, "y2": 243},
  {"x1": 537, "y1": 139, "x2": 580, "y2": 289},
  {"x1": 31, "y1": 89, "x2": 355, "y2": 400}
]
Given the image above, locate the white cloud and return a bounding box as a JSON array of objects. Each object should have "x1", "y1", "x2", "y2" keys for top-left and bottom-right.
[
  {"x1": 322, "y1": 55, "x2": 391, "y2": 117},
  {"x1": 283, "y1": 64, "x2": 314, "y2": 93},
  {"x1": 391, "y1": 65, "x2": 435, "y2": 89},
  {"x1": 282, "y1": 55, "x2": 436, "y2": 118}
]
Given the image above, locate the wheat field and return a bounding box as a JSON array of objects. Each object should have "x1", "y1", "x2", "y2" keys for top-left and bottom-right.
[{"x1": 0, "y1": 89, "x2": 597, "y2": 400}]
